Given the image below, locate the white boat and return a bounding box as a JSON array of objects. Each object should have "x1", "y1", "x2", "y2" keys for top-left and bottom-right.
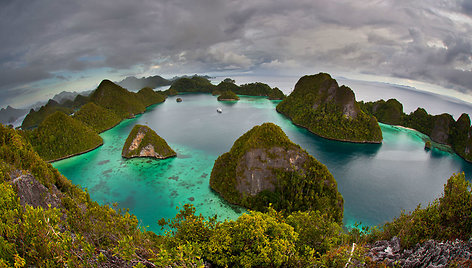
[{"x1": 217, "y1": 108, "x2": 222, "y2": 113}]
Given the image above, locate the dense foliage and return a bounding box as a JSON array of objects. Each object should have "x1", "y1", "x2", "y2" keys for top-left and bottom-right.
[
  {"x1": 26, "y1": 112, "x2": 103, "y2": 161},
  {"x1": 158, "y1": 204, "x2": 365, "y2": 267},
  {"x1": 73, "y1": 102, "x2": 121, "y2": 133},
  {"x1": 122, "y1": 124, "x2": 176, "y2": 159},
  {"x1": 277, "y1": 73, "x2": 382, "y2": 143},
  {"x1": 0, "y1": 124, "x2": 160, "y2": 266},
  {"x1": 89, "y1": 80, "x2": 146, "y2": 119},
  {"x1": 368, "y1": 173, "x2": 472, "y2": 249},
  {"x1": 217, "y1": 90, "x2": 240, "y2": 101},
  {"x1": 21, "y1": 100, "x2": 73, "y2": 130},
  {"x1": 2, "y1": 119, "x2": 472, "y2": 266},
  {"x1": 169, "y1": 77, "x2": 286, "y2": 100},
  {"x1": 216, "y1": 80, "x2": 286, "y2": 99},
  {"x1": 210, "y1": 123, "x2": 344, "y2": 222},
  {"x1": 135, "y1": 87, "x2": 167, "y2": 107},
  {"x1": 1, "y1": 123, "x2": 373, "y2": 267},
  {"x1": 361, "y1": 98, "x2": 472, "y2": 161},
  {"x1": 170, "y1": 76, "x2": 215, "y2": 93},
  {"x1": 360, "y1": 98, "x2": 403, "y2": 125}
]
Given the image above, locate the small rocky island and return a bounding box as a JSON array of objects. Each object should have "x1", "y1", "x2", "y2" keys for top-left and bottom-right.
[
  {"x1": 217, "y1": 90, "x2": 239, "y2": 101},
  {"x1": 209, "y1": 122, "x2": 343, "y2": 222},
  {"x1": 276, "y1": 73, "x2": 382, "y2": 143},
  {"x1": 122, "y1": 125, "x2": 176, "y2": 159}
]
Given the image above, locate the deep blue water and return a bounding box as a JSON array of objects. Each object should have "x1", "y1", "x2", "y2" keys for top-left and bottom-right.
[{"x1": 53, "y1": 93, "x2": 472, "y2": 233}]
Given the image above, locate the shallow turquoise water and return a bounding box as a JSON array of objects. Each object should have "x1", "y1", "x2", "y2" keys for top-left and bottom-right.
[{"x1": 53, "y1": 94, "x2": 472, "y2": 232}]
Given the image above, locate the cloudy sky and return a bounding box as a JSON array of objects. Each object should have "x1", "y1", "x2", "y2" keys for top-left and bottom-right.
[{"x1": 1, "y1": 0, "x2": 472, "y2": 108}]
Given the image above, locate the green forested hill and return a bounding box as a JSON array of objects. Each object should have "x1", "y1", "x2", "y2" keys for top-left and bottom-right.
[
  {"x1": 360, "y1": 98, "x2": 472, "y2": 162},
  {"x1": 21, "y1": 100, "x2": 73, "y2": 129},
  {"x1": 73, "y1": 102, "x2": 122, "y2": 133},
  {"x1": 210, "y1": 122, "x2": 344, "y2": 222},
  {"x1": 276, "y1": 73, "x2": 382, "y2": 143},
  {"x1": 217, "y1": 90, "x2": 240, "y2": 101},
  {"x1": 89, "y1": 80, "x2": 146, "y2": 119},
  {"x1": 169, "y1": 76, "x2": 216, "y2": 93},
  {"x1": 135, "y1": 87, "x2": 167, "y2": 107},
  {"x1": 26, "y1": 112, "x2": 103, "y2": 161}
]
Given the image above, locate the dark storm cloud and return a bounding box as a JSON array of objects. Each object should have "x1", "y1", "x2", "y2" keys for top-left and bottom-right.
[{"x1": 1, "y1": 0, "x2": 472, "y2": 107}]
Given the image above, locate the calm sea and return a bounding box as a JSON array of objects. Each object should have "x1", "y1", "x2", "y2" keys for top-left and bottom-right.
[{"x1": 53, "y1": 78, "x2": 472, "y2": 232}]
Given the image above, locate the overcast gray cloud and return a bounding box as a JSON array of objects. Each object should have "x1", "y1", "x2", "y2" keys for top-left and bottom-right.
[{"x1": 1, "y1": 0, "x2": 472, "y2": 107}]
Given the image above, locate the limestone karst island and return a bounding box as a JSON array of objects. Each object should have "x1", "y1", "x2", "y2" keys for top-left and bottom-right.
[
  {"x1": 122, "y1": 125, "x2": 176, "y2": 159},
  {"x1": 2, "y1": 1, "x2": 472, "y2": 267}
]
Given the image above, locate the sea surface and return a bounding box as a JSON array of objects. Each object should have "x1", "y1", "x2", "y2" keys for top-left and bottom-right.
[{"x1": 53, "y1": 86, "x2": 472, "y2": 233}]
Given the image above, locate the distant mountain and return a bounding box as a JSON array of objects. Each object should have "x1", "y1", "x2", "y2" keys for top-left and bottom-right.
[
  {"x1": 116, "y1": 75, "x2": 172, "y2": 91},
  {"x1": 52, "y1": 90, "x2": 92, "y2": 104},
  {"x1": 0, "y1": 106, "x2": 28, "y2": 125}
]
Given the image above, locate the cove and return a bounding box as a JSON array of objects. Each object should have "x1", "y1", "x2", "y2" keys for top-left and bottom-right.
[{"x1": 53, "y1": 94, "x2": 472, "y2": 232}]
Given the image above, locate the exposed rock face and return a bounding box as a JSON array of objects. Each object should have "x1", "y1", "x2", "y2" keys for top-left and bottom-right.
[
  {"x1": 310, "y1": 78, "x2": 359, "y2": 119},
  {"x1": 430, "y1": 114, "x2": 454, "y2": 144},
  {"x1": 122, "y1": 124, "x2": 176, "y2": 159},
  {"x1": 367, "y1": 236, "x2": 472, "y2": 267},
  {"x1": 235, "y1": 147, "x2": 309, "y2": 196},
  {"x1": 210, "y1": 122, "x2": 344, "y2": 222},
  {"x1": 11, "y1": 172, "x2": 62, "y2": 209}
]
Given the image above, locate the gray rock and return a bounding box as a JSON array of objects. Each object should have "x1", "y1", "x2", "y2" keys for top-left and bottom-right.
[{"x1": 12, "y1": 173, "x2": 62, "y2": 209}]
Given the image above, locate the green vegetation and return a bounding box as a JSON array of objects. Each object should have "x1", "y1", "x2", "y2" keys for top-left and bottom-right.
[
  {"x1": 26, "y1": 112, "x2": 103, "y2": 161},
  {"x1": 268, "y1": 87, "x2": 285, "y2": 100},
  {"x1": 360, "y1": 98, "x2": 403, "y2": 125},
  {"x1": 216, "y1": 80, "x2": 286, "y2": 99},
  {"x1": 361, "y1": 98, "x2": 472, "y2": 161},
  {"x1": 425, "y1": 140, "x2": 432, "y2": 150},
  {"x1": 158, "y1": 204, "x2": 366, "y2": 267},
  {"x1": 169, "y1": 76, "x2": 285, "y2": 99},
  {"x1": 277, "y1": 73, "x2": 382, "y2": 143},
  {"x1": 122, "y1": 125, "x2": 176, "y2": 159},
  {"x1": 2, "y1": 121, "x2": 472, "y2": 266},
  {"x1": 210, "y1": 123, "x2": 343, "y2": 222},
  {"x1": 21, "y1": 100, "x2": 73, "y2": 129},
  {"x1": 451, "y1": 113, "x2": 472, "y2": 160},
  {"x1": 135, "y1": 87, "x2": 167, "y2": 107},
  {"x1": 170, "y1": 76, "x2": 215, "y2": 93},
  {"x1": 89, "y1": 80, "x2": 146, "y2": 119},
  {"x1": 368, "y1": 173, "x2": 472, "y2": 249},
  {"x1": 0, "y1": 124, "x2": 164, "y2": 267},
  {"x1": 73, "y1": 102, "x2": 121, "y2": 133},
  {"x1": 402, "y1": 108, "x2": 434, "y2": 136},
  {"x1": 20, "y1": 80, "x2": 168, "y2": 162},
  {"x1": 217, "y1": 90, "x2": 239, "y2": 101}
]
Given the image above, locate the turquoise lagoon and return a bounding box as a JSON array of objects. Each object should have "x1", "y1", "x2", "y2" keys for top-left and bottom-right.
[{"x1": 53, "y1": 94, "x2": 472, "y2": 232}]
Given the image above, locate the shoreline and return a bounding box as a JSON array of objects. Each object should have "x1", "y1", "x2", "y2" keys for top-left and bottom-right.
[
  {"x1": 382, "y1": 123, "x2": 472, "y2": 164},
  {"x1": 49, "y1": 100, "x2": 167, "y2": 163},
  {"x1": 48, "y1": 141, "x2": 104, "y2": 163},
  {"x1": 277, "y1": 111, "x2": 383, "y2": 144}
]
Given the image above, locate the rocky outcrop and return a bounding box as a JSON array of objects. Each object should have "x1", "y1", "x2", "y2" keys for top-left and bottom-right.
[
  {"x1": 430, "y1": 114, "x2": 454, "y2": 144},
  {"x1": 210, "y1": 122, "x2": 344, "y2": 222},
  {"x1": 11, "y1": 172, "x2": 62, "y2": 209},
  {"x1": 367, "y1": 236, "x2": 472, "y2": 267},
  {"x1": 235, "y1": 147, "x2": 309, "y2": 196},
  {"x1": 122, "y1": 125, "x2": 176, "y2": 159}
]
